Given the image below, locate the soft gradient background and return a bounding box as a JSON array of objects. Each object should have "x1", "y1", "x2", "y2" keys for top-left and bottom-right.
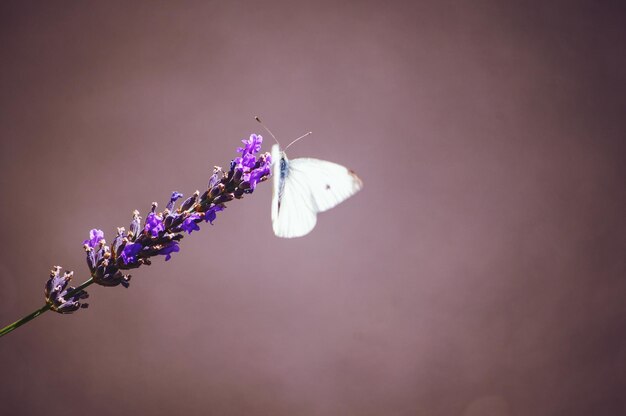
[{"x1": 0, "y1": 1, "x2": 624, "y2": 415}]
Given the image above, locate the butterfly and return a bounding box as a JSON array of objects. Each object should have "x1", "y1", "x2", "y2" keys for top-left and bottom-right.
[
  {"x1": 257, "y1": 118, "x2": 362, "y2": 238},
  {"x1": 270, "y1": 144, "x2": 363, "y2": 238}
]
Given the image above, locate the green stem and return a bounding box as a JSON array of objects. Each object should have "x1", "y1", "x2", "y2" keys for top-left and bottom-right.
[
  {"x1": 0, "y1": 277, "x2": 94, "y2": 338},
  {"x1": 0, "y1": 303, "x2": 51, "y2": 338}
]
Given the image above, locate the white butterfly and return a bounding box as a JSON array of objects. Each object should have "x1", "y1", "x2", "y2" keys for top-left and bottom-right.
[{"x1": 270, "y1": 143, "x2": 363, "y2": 238}]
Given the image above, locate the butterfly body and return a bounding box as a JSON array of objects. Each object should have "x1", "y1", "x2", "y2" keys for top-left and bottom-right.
[{"x1": 271, "y1": 144, "x2": 362, "y2": 238}]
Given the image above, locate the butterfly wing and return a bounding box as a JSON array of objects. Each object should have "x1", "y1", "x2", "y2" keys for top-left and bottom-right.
[
  {"x1": 271, "y1": 154, "x2": 363, "y2": 238},
  {"x1": 289, "y1": 158, "x2": 363, "y2": 213},
  {"x1": 272, "y1": 168, "x2": 318, "y2": 238}
]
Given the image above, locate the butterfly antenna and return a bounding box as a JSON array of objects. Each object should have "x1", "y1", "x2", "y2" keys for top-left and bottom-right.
[
  {"x1": 255, "y1": 116, "x2": 280, "y2": 146},
  {"x1": 285, "y1": 131, "x2": 313, "y2": 150}
]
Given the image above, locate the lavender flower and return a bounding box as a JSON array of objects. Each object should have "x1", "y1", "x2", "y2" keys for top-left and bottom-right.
[
  {"x1": 82, "y1": 231, "x2": 132, "y2": 287},
  {"x1": 111, "y1": 227, "x2": 126, "y2": 259},
  {"x1": 237, "y1": 133, "x2": 263, "y2": 155},
  {"x1": 248, "y1": 153, "x2": 272, "y2": 191},
  {"x1": 129, "y1": 210, "x2": 142, "y2": 240},
  {"x1": 44, "y1": 266, "x2": 89, "y2": 313},
  {"x1": 166, "y1": 192, "x2": 184, "y2": 211},
  {"x1": 145, "y1": 212, "x2": 165, "y2": 238},
  {"x1": 179, "y1": 191, "x2": 199, "y2": 212},
  {"x1": 205, "y1": 205, "x2": 224, "y2": 224},
  {"x1": 67, "y1": 134, "x2": 271, "y2": 305},
  {"x1": 181, "y1": 213, "x2": 202, "y2": 234},
  {"x1": 208, "y1": 167, "x2": 223, "y2": 188},
  {"x1": 83, "y1": 229, "x2": 104, "y2": 249},
  {"x1": 121, "y1": 242, "x2": 142, "y2": 265},
  {"x1": 1, "y1": 133, "x2": 272, "y2": 335}
]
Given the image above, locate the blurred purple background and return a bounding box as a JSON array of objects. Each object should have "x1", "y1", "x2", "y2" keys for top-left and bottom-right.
[{"x1": 1, "y1": 1, "x2": 624, "y2": 415}]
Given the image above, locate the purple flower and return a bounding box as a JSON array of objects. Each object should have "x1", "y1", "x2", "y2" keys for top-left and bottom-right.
[
  {"x1": 248, "y1": 172, "x2": 263, "y2": 190},
  {"x1": 260, "y1": 152, "x2": 272, "y2": 168},
  {"x1": 158, "y1": 241, "x2": 180, "y2": 261},
  {"x1": 248, "y1": 154, "x2": 272, "y2": 191},
  {"x1": 242, "y1": 153, "x2": 256, "y2": 168},
  {"x1": 83, "y1": 229, "x2": 109, "y2": 272},
  {"x1": 93, "y1": 264, "x2": 131, "y2": 288},
  {"x1": 237, "y1": 134, "x2": 263, "y2": 155},
  {"x1": 181, "y1": 213, "x2": 202, "y2": 234},
  {"x1": 129, "y1": 210, "x2": 142, "y2": 240},
  {"x1": 121, "y1": 242, "x2": 142, "y2": 265},
  {"x1": 144, "y1": 212, "x2": 165, "y2": 238},
  {"x1": 205, "y1": 205, "x2": 224, "y2": 224},
  {"x1": 83, "y1": 229, "x2": 104, "y2": 249},
  {"x1": 166, "y1": 191, "x2": 183, "y2": 211},
  {"x1": 180, "y1": 191, "x2": 199, "y2": 212},
  {"x1": 208, "y1": 166, "x2": 224, "y2": 188},
  {"x1": 111, "y1": 227, "x2": 126, "y2": 259},
  {"x1": 45, "y1": 266, "x2": 89, "y2": 314},
  {"x1": 60, "y1": 133, "x2": 272, "y2": 314}
]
